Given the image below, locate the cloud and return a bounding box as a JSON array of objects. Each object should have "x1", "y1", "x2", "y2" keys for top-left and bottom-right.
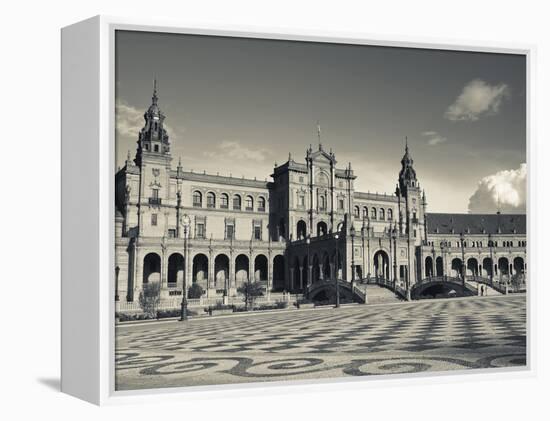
[
  {"x1": 422, "y1": 130, "x2": 447, "y2": 146},
  {"x1": 116, "y1": 99, "x2": 178, "y2": 142},
  {"x1": 468, "y1": 163, "x2": 526, "y2": 213},
  {"x1": 445, "y1": 79, "x2": 509, "y2": 121},
  {"x1": 116, "y1": 100, "x2": 144, "y2": 139},
  {"x1": 204, "y1": 140, "x2": 269, "y2": 162}
]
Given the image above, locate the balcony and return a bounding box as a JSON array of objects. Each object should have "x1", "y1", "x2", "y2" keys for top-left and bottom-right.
[
  {"x1": 193, "y1": 202, "x2": 202, "y2": 208},
  {"x1": 148, "y1": 197, "x2": 162, "y2": 206},
  {"x1": 245, "y1": 206, "x2": 253, "y2": 211}
]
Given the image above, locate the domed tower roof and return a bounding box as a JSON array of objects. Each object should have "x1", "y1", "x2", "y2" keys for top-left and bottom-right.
[
  {"x1": 144, "y1": 80, "x2": 163, "y2": 119},
  {"x1": 398, "y1": 137, "x2": 418, "y2": 193}
]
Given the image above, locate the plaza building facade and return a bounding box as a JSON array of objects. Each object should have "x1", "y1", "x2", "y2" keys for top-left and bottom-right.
[{"x1": 114, "y1": 88, "x2": 527, "y2": 308}]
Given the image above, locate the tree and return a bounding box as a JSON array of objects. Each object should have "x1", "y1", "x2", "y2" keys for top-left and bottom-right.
[
  {"x1": 138, "y1": 281, "x2": 161, "y2": 317},
  {"x1": 237, "y1": 281, "x2": 264, "y2": 310},
  {"x1": 188, "y1": 283, "x2": 204, "y2": 299}
]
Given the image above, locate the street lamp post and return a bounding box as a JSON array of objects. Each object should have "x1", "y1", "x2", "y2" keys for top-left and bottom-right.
[
  {"x1": 488, "y1": 233, "x2": 494, "y2": 287},
  {"x1": 460, "y1": 232, "x2": 466, "y2": 288},
  {"x1": 306, "y1": 235, "x2": 311, "y2": 297},
  {"x1": 350, "y1": 225, "x2": 356, "y2": 291},
  {"x1": 180, "y1": 214, "x2": 191, "y2": 321},
  {"x1": 335, "y1": 232, "x2": 340, "y2": 308},
  {"x1": 391, "y1": 224, "x2": 397, "y2": 290},
  {"x1": 430, "y1": 244, "x2": 436, "y2": 278}
]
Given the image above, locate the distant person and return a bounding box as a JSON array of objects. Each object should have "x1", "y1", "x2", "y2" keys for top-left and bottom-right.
[{"x1": 481, "y1": 285, "x2": 485, "y2": 296}]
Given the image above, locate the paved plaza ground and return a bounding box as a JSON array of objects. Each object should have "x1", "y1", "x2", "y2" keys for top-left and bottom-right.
[{"x1": 115, "y1": 294, "x2": 526, "y2": 391}]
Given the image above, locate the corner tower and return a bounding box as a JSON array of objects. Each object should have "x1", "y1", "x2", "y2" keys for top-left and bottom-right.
[
  {"x1": 396, "y1": 139, "x2": 425, "y2": 246},
  {"x1": 134, "y1": 82, "x2": 173, "y2": 238}
]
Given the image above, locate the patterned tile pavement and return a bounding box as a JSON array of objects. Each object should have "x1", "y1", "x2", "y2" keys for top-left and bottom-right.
[{"x1": 115, "y1": 295, "x2": 526, "y2": 391}]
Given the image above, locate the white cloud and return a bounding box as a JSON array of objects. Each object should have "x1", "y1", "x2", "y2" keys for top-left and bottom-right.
[
  {"x1": 116, "y1": 100, "x2": 143, "y2": 139},
  {"x1": 116, "y1": 99, "x2": 178, "y2": 142},
  {"x1": 422, "y1": 130, "x2": 447, "y2": 146},
  {"x1": 468, "y1": 163, "x2": 526, "y2": 213},
  {"x1": 445, "y1": 79, "x2": 509, "y2": 121}
]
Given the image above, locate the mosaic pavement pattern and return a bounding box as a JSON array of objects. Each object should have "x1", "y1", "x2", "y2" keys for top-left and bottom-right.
[{"x1": 115, "y1": 295, "x2": 526, "y2": 390}]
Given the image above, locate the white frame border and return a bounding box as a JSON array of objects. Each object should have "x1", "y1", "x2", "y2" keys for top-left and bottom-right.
[{"x1": 90, "y1": 15, "x2": 535, "y2": 405}]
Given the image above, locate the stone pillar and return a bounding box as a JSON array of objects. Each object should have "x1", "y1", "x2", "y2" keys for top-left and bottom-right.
[
  {"x1": 267, "y1": 255, "x2": 273, "y2": 300},
  {"x1": 229, "y1": 253, "x2": 236, "y2": 296},
  {"x1": 289, "y1": 267, "x2": 294, "y2": 291},
  {"x1": 319, "y1": 264, "x2": 324, "y2": 281},
  {"x1": 299, "y1": 266, "x2": 304, "y2": 291},
  {"x1": 185, "y1": 251, "x2": 192, "y2": 297},
  {"x1": 249, "y1": 254, "x2": 254, "y2": 282},
  {"x1": 207, "y1": 252, "x2": 216, "y2": 297}
]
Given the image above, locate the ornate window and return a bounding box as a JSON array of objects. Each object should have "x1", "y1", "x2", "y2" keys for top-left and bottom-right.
[
  {"x1": 354, "y1": 206, "x2": 360, "y2": 218},
  {"x1": 151, "y1": 213, "x2": 157, "y2": 226},
  {"x1": 363, "y1": 207, "x2": 368, "y2": 219},
  {"x1": 258, "y1": 196, "x2": 266, "y2": 212},
  {"x1": 379, "y1": 208, "x2": 385, "y2": 220},
  {"x1": 192, "y1": 191, "x2": 202, "y2": 207},
  {"x1": 338, "y1": 199, "x2": 344, "y2": 210},
  {"x1": 233, "y1": 194, "x2": 242, "y2": 210},
  {"x1": 206, "y1": 192, "x2": 216, "y2": 208},
  {"x1": 371, "y1": 207, "x2": 377, "y2": 220},
  {"x1": 225, "y1": 218, "x2": 235, "y2": 240},
  {"x1": 220, "y1": 193, "x2": 229, "y2": 209},
  {"x1": 319, "y1": 195, "x2": 326, "y2": 211},
  {"x1": 387, "y1": 208, "x2": 393, "y2": 220},
  {"x1": 245, "y1": 196, "x2": 254, "y2": 211}
]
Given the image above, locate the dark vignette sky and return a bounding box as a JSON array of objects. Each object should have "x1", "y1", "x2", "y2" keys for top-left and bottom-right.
[{"x1": 115, "y1": 30, "x2": 526, "y2": 213}]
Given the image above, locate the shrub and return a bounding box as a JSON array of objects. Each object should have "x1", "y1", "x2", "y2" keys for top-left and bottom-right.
[
  {"x1": 188, "y1": 283, "x2": 204, "y2": 299},
  {"x1": 138, "y1": 281, "x2": 161, "y2": 317},
  {"x1": 237, "y1": 281, "x2": 265, "y2": 310}
]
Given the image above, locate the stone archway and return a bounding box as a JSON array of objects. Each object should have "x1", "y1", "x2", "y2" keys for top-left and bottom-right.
[
  {"x1": 235, "y1": 254, "x2": 249, "y2": 286},
  {"x1": 373, "y1": 250, "x2": 390, "y2": 279},
  {"x1": 192, "y1": 253, "x2": 208, "y2": 284},
  {"x1": 214, "y1": 254, "x2": 229, "y2": 289},
  {"x1": 143, "y1": 253, "x2": 161, "y2": 284},
  {"x1": 425, "y1": 256, "x2": 434, "y2": 277},
  {"x1": 317, "y1": 221, "x2": 328, "y2": 236},
  {"x1": 296, "y1": 220, "x2": 307, "y2": 240},
  {"x1": 167, "y1": 253, "x2": 184, "y2": 285},
  {"x1": 254, "y1": 254, "x2": 268, "y2": 282}
]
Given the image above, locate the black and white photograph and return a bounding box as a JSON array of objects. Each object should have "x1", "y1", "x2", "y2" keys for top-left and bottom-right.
[{"x1": 113, "y1": 30, "x2": 527, "y2": 391}]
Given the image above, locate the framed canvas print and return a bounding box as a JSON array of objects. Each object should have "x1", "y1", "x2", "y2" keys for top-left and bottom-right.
[{"x1": 61, "y1": 16, "x2": 532, "y2": 405}]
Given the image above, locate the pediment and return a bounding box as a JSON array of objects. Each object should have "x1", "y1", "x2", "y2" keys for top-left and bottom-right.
[{"x1": 310, "y1": 149, "x2": 335, "y2": 165}]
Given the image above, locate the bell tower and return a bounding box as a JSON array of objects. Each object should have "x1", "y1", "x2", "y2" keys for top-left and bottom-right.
[
  {"x1": 135, "y1": 80, "x2": 171, "y2": 166},
  {"x1": 396, "y1": 139, "x2": 425, "y2": 246},
  {"x1": 134, "y1": 81, "x2": 173, "y2": 237}
]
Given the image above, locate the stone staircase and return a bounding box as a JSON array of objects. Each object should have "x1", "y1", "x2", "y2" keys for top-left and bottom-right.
[
  {"x1": 364, "y1": 284, "x2": 402, "y2": 304},
  {"x1": 465, "y1": 281, "x2": 502, "y2": 296}
]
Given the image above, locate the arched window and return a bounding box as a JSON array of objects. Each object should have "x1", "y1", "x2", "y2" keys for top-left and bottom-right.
[
  {"x1": 233, "y1": 194, "x2": 242, "y2": 210},
  {"x1": 193, "y1": 191, "x2": 202, "y2": 207},
  {"x1": 245, "y1": 196, "x2": 254, "y2": 211},
  {"x1": 379, "y1": 208, "x2": 385, "y2": 220},
  {"x1": 258, "y1": 196, "x2": 266, "y2": 212},
  {"x1": 371, "y1": 207, "x2": 377, "y2": 220},
  {"x1": 220, "y1": 193, "x2": 229, "y2": 209},
  {"x1": 206, "y1": 192, "x2": 216, "y2": 208},
  {"x1": 354, "y1": 206, "x2": 360, "y2": 218},
  {"x1": 319, "y1": 195, "x2": 326, "y2": 211},
  {"x1": 387, "y1": 208, "x2": 393, "y2": 220},
  {"x1": 363, "y1": 207, "x2": 368, "y2": 219}
]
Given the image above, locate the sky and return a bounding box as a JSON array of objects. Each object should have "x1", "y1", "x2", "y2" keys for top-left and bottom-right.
[{"x1": 115, "y1": 30, "x2": 526, "y2": 214}]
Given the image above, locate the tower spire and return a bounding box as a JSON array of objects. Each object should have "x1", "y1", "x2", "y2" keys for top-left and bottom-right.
[
  {"x1": 152, "y1": 78, "x2": 158, "y2": 104},
  {"x1": 317, "y1": 121, "x2": 322, "y2": 150}
]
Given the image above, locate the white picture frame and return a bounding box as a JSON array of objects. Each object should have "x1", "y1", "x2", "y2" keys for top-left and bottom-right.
[{"x1": 61, "y1": 15, "x2": 534, "y2": 405}]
